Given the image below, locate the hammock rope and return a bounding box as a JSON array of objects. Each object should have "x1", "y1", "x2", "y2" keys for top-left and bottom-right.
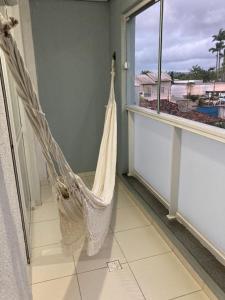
[{"x1": 0, "y1": 14, "x2": 117, "y2": 256}]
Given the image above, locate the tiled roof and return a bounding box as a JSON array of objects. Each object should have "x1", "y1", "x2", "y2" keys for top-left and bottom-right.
[
  {"x1": 140, "y1": 99, "x2": 223, "y2": 125},
  {"x1": 136, "y1": 72, "x2": 171, "y2": 86}
]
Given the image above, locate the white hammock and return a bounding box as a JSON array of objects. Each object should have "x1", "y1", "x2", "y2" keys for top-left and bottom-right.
[{"x1": 0, "y1": 15, "x2": 117, "y2": 256}]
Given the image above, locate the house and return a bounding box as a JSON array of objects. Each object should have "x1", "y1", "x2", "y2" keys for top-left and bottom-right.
[
  {"x1": 135, "y1": 72, "x2": 172, "y2": 102},
  {"x1": 140, "y1": 99, "x2": 224, "y2": 126},
  {"x1": 171, "y1": 80, "x2": 225, "y2": 100}
]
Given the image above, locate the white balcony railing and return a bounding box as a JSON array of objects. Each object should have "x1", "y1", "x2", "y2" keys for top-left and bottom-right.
[{"x1": 127, "y1": 105, "x2": 225, "y2": 266}]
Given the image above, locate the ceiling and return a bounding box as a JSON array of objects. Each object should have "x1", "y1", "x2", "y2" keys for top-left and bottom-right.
[{"x1": 76, "y1": 0, "x2": 109, "y2": 2}]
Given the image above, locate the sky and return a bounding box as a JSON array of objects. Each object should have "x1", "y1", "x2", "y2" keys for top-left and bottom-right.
[{"x1": 135, "y1": 0, "x2": 225, "y2": 73}]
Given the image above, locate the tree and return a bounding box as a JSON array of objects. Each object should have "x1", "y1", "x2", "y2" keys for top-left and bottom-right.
[
  {"x1": 212, "y1": 29, "x2": 225, "y2": 69},
  {"x1": 209, "y1": 42, "x2": 223, "y2": 78},
  {"x1": 190, "y1": 65, "x2": 204, "y2": 79},
  {"x1": 169, "y1": 66, "x2": 216, "y2": 83},
  {"x1": 220, "y1": 48, "x2": 225, "y2": 81},
  {"x1": 209, "y1": 28, "x2": 225, "y2": 79}
]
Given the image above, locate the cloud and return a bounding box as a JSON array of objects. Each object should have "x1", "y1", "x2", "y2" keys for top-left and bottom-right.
[{"x1": 135, "y1": 0, "x2": 225, "y2": 73}]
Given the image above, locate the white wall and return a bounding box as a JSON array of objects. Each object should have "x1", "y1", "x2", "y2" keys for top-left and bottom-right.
[
  {"x1": 8, "y1": 3, "x2": 42, "y2": 204},
  {"x1": 131, "y1": 110, "x2": 225, "y2": 262},
  {"x1": 178, "y1": 131, "x2": 225, "y2": 254},
  {"x1": 0, "y1": 67, "x2": 31, "y2": 300},
  {"x1": 134, "y1": 113, "x2": 173, "y2": 201},
  {"x1": 30, "y1": 0, "x2": 110, "y2": 173},
  {"x1": 18, "y1": 0, "x2": 47, "y2": 185},
  {"x1": 140, "y1": 82, "x2": 171, "y2": 101}
]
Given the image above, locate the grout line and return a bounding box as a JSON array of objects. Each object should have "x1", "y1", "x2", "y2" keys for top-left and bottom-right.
[
  {"x1": 31, "y1": 217, "x2": 59, "y2": 224},
  {"x1": 31, "y1": 242, "x2": 61, "y2": 251},
  {"x1": 113, "y1": 201, "x2": 153, "y2": 225},
  {"x1": 115, "y1": 181, "x2": 205, "y2": 299},
  {"x1": 32, "y1": 273, "x2": 76, "y2": 286},
  {"x1": 30, "y1": 242, "x2": 62, "y2": 259},
  {"x1": 31, "y1": 179, "x2": 204, "y2": 299},
  {"x1": 111, "y1": 224, "x2": 151, "y2": 234},
  {"x1": 114, "y1": 202, "x2": 136, "y2": 210},
  {"x1": 31, "y1": 240, "x2": 62, "y2": 250},
  {"x1": 113, "y1": 226, "x2": 173, "y2": 263},
  {"x1": 127, "y1": 262, "x2": 147, "y2": 300},
  {"x1": 75, "y1": 273, "x2": 83, "y2": 300},
  {"x1": 126, "y1": 250, "x2": 173, "y2": 264},
  {"x1": 168, "y1": 289, "x2": 203, "y2": 300},
  {"x1": 113, "y1": 232, "x2": 146, "y2": 300},
  {"x1": 72, "y1": 253, "x2": 78, "y2": 274},
  {"x1": 31, "y1": 218, "x2": 59, "y2": 224},
  {"x1": 76, "y1": 266, "x2": 110, "y2": 275},
  {"x1": 122, "y1": 178, "x2": 214, "y2": 296},
  {"x1": 41, "y1": 199, "x2": 54, "y2": 203}
]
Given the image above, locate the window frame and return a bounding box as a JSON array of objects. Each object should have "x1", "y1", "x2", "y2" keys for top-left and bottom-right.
[
  {"x1": 124, "y1": 0, "x2": 163, "y2": 111},
  {"x1": 124, "y1": 0, "x2": 225, "y2": 142}
]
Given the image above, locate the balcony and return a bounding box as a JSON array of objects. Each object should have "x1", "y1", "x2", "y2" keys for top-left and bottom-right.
[
  {"x1": 126, "y1": 104, "x2": 225, "y2": 297},
  {"x1": 1, "y1": 0, "x2": 225, "y2": 299}
]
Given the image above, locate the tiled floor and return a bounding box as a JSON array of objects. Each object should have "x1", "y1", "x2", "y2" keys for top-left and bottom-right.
[{"x1": 31, "y1": 175, "x2": 210, "y2": 300}]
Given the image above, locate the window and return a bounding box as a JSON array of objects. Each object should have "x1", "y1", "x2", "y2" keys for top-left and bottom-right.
[
  {"x1": 143, "y1": 85, "x2": 151, "y2": 97},
  {"x1": 128, "y1": 0, "x2": 225, "y2": 128},
  {"x1": 128, "y1": 1, "x2": 160, "y2": 107}
]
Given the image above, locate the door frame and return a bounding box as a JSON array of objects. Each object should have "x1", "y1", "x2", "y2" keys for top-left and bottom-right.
[{"x1": 0, "y1": 57, "x2": 30, "y2": 263}]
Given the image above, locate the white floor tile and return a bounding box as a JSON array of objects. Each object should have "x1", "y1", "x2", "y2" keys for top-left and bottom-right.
[
  {"x1": 115, "y1": 226, "x2": 171, "y2": 262},
  {"x1": 113, "y1": 186, "x2": 135, "y2": 210},
  {"x1": 82, "y1": 178, "x2": 92, "y2": 189},
  {"x1": 86, "y1": 179, "x2": 94, "y2": 189},
  {"x1": 32, "y1": 201, "x2": 59, "y2": 223},
  {"x1": 79, "y1": 174, "x2": 95, "y2": 189},
  {"x1": 176, "y1": 291, "x2": 210, "y2": 299},
  {"x1": 78, "y1": 264, "x2": 144, "y2": 300},
  {"x1": 32, "y1": 219, "x2": 61, "y2": 248},
  {"x1": 202, "y1": 285, "x2": 218, "y2": 300},
  {"x1": 32, "y1": 275, "x2": 81, "y2": 300},
  {"x1": 41, "y1": 184, "x2": 54, "y2": 203},
  {"x1": 129, "y1": 252, "x2": 200, "y2": 300},
  {"x1": 111, "y1": 205, "x2": 150, "y2": 232},
  {"x1": 30, "y1": 179, "x2": 212, "y2": 300},
  {"x1": 74, "y1": 234, "x2": 126, "y2": 273},
  {"x1": 31, "y1": 243, "x2": 75, "y2": 283}
]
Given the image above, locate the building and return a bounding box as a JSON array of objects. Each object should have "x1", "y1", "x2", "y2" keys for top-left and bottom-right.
[
  {"x1": 171, "y1": 81, "x2": 225, "y2": 100},
  {"x1": 135, "y1": 72, "x2": 172, "y2": 102},
  {"x1": 140, "y1": 98, "x2": 224, "y2": 126}
]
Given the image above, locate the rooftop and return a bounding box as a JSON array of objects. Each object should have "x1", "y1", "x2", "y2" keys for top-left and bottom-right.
[
  {"x1": 135, "y1": 72, "x2": 172, "y2": 86},
  {"x1": 140, "y1": 99, "x2": 224, "y2": 125}
]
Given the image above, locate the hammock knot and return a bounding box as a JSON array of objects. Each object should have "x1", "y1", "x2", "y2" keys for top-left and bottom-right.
[
  {"x1": 0, "y1": 14, "x2": 18, "y2": 37},
  {"x1": 57, "y1": 179, "x2": 70, "y2": 199}
]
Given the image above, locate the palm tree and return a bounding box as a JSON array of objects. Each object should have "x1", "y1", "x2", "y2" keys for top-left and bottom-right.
[
  {"x1": 221, "y1": 49, "x2": 225, "y2": 81},
  {"x1": 211, "y1": 29, "x2": 225, "y2": 78},
  {"x1": 209, "y1": 43, "x2": 222, "y2": 79}
]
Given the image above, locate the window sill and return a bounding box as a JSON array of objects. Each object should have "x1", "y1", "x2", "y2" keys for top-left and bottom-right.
[{"x1": 126, "y1": 105, "x2": 225, "y2": 144}]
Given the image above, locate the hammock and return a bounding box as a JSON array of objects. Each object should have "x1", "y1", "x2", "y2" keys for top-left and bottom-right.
[{"x1": 0, "y1": 15, "x2": 117, "y2": 256}]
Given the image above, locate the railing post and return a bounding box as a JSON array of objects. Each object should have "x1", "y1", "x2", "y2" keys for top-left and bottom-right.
[
  {"x1": 128, "y1": 110, "x2": 134, "y2": 176},
  {"x1": 167, "y1": 126, "x2": 182, "y2": 220}
]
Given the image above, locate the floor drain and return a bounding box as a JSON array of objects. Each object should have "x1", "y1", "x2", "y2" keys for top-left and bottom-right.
[{"x1": 107, "y1": 260, "x2": 122, "y2": 272}]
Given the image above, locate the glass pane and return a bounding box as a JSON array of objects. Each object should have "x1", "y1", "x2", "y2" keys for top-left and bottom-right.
[
  {"x1": 162, "y1": 0, "x2": 225, "y2": 128},
  {"x1": 129, "y1": 2, "x2": 160, "y2": 107},
  {"x1": 18, "y1": 137, "x2": 31, "y2": 239},
  {"x1": 7, "y1": 68, "x2": 22, "y2": 137}
]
